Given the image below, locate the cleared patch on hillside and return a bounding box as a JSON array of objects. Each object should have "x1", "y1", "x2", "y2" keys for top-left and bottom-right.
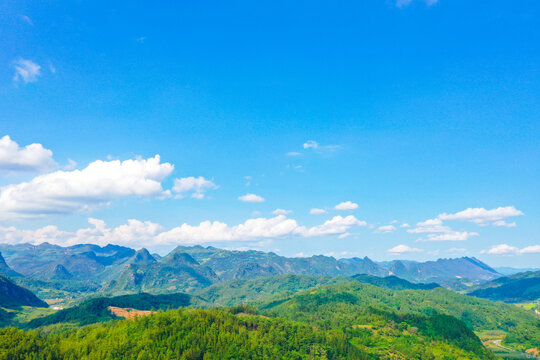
[{"x1": 108, "y1": 306, "x2": 152, "y2": 320}]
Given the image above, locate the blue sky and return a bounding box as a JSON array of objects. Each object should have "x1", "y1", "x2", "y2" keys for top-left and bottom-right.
[{"x1": 0, "y1": 0, "x2": 539, "y2": 267}]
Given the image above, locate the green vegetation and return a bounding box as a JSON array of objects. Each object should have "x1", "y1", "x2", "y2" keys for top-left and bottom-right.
[
  {"x1": 0, "y1": 275, "x2": 48, "y2": 309},
  {"x1": 468, "y1": 271, "x2": 540, "y2": 303},
  {"x1": 26, "y1": 293, "x2": 193, "y2": 328},
  {"x1": 259, "y1": 281, "x2": 539, "y2": 352}
]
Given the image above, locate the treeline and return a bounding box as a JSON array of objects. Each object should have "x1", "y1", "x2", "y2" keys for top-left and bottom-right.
[{"x1": 1, "y1": 308, "x2": 364, "y2": 360}]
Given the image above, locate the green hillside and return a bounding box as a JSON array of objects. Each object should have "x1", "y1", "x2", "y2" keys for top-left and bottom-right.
[
  {"x1": 468, "y1": 271, "x2": 540, "y2": 303},
  {"x1": 26, "y1": 292, "x2": 194, "y2": 328},
  {"x1": 0, "y1": 275, "x2": 48, "y2": 309}
]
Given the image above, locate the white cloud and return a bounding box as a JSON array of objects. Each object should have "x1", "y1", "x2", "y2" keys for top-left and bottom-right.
[
  {"x1": 492, "y1": 220, "x2": 516, "y2": 227},
  {"x1": 0, "y1": 218, "x2": 163, "y2": 249},
  {"x1": 18, "y1": 15, "x2": 33, "y2": 25},
  {"x1": 157, "y1": 215, "x2": 299, "y2": 244},
  {"x1": 13, "y1": 59, "x2": 41, "y2": 83},
  {"x1": 302, "y1": 140, "x2": 341, "y2": 154},
  {"x1": 334, "y1": 201, "x2": 358, "y2": 211},
  {"x1": 338, "y1": 232, "x2": 351, "y2": 239},
  {"x1": 417, "y1": 232, "x2": 478, "y2": 242},
  {"x1": 0, "y1": 135, "x2": 57, "y2": 173},
  {"x1": 310, "y1": 208, "x2": 327, "y2": 215},
  {"x1": 0, "y1": 155, "x2": 173, "y2": 221},
  {"x1": 3, "y1": 212, "x2": 369, "y2": 248},
  {"x1": 481, "y1": 244, "x2": 540, "y2": 255},
  {"x1": 272, "y1": 208, "x2": 292, "y2": 215},
  {"x1": 377, "y1": 225, "x2": 396, "y2": 233},
  {"x1": 448, "y1": 248, "x2": 467, "y2": 253},
  {"x1": 400, "y1": 223, "x2": 411, "y2": 228},
  {"x1": 388, "y1": 244, "x2": 423, "y2": 254},
  {"x1": 286, "y1": 152, "x2": 302, "y2": 156},
  {"x1": 64, "y1": 159, "x2": 77, "y2": 170},
  {"x1": 438, "y1": 206, "x2": 523, "y2": 226},
  {"x1": 521, "y1": 245, "x2": 540, "y2": 254},
  {"x1": 298, "y1": 215, "x2": 367, "y2": 237},
  {"x1": 172, "y1": 176, "x2": 217, "y2": 199},
  {"x1": 303, "y1": 140, "x2": 319, "y2": 149},
  {"x1": 238, "y1": 193, "x2": 264, "y2": 203},
  {"x1": 396, "y1": 0, "x2": 438, "y2": 7},
  {"x1": 408, "y1": 217, "x2": 477, "y2": 242}
]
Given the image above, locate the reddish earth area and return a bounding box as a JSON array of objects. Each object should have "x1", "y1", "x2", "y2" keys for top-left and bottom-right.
[{"x1": 108, "y1": 306, "x2": 153, "y2": 320}]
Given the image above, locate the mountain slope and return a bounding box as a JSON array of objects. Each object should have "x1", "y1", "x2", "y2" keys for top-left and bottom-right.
[
  {"x1": 468, "y1": 270, "x2": 540, "y2": 302},
  {"x1": 0, "y1": 275, "x2": 48, "y2": 309},
  {"x1": 0, "y1": 252, "x2": 21, "y2": 278},
  {"x1": 351, "y1": 274, "x2": 440, "y2": 290},
  {"x1": 26, "y1": 292, "x2": 194, "y2": 328},
  {"x1": 104, "y1": 252, "x2": 218, "y2": 295}
]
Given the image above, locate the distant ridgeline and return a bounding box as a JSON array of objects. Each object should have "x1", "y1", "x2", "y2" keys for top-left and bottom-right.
[{"x1": 0, "y1": 243, "x2": 502, "y2": 301}]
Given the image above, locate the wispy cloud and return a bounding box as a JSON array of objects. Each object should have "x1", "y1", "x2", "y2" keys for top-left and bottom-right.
[
  {"x1": 13, "y1": 59, "x2": 41, "y2": 83},
  {"x1": 481, "y1": 244, "x2": 540, "y2": 255},
  {"x1": 310, "y1": 208, "x2": 327, "y2": 215},
  {"x1": 272, "y1": 208, "x2": 292, "y2": 215},
  {"x1": 18, "y1": 15, "x2": 33, "y2": 26},
  {"x1": 376, "y1": 225, "x2": 396, "y2": 233},
  {"x1": 396, "y1": 0, "x2": 438, "y2": 8}
]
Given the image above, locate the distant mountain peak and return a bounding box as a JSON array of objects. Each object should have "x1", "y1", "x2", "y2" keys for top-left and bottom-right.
[
  {"x1": 132, "y1": 248, "x2": 157, "y2": 264},
  {"x1": 165, "y1": 252, "x2": 199, "y2": 266},
  {"x1": 50, "y1": 264, "x2": 73, "y2": 280}
]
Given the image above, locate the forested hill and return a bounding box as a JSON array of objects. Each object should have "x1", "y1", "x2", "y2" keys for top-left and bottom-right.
[
  {"x1": 0, "y1": 275, "x2": 47, "y2": 309},
  {"x1": 468, "y1": 270, "x2": 540, "y2": 303}
]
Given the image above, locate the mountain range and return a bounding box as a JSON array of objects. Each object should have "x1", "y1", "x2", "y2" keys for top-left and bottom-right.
[{"x1": 0, "y1": 242, "x2": 503, "y2": 303}]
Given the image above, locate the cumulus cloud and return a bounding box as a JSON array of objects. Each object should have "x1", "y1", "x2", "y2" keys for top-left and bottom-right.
[
  {"x1": 438, "y1": 206, "x2": 523, "y2": 226},
  {"x1": 408, "y1": 218, "x2": 478, "y2": 242},
  {"x1": 13, "y1": 59, "x2": 41, "y2": 83},
  {"x1": 238, "y1": 193, "x2": 265, "y2": 203},
  {"x1": 310, "y1": 208, "x2": 327, "y2": 215},
  {"x1": 299, "y1": 215, "x2": 367, "y2": 237},
  {"x1": 400, "y1": 223, "x2": 411, "y2": 228},
  {"x1": 0, "y1": 135, "x2": 57, "y2": 173},
  {"x1": 0, "y1": 155, "x2": 173, "y2": 221},
  {"x1": 172, "y1": 176, "x2": 217, "y2": 199},
  {"x1": 388, "y1": 244, "x2": 423, "y2": 254},
  {"x1": 481, "y1": 244, "x2": 540, "y2": 255},
  {"x1": 272, "y1": 209, "x2": 292, "y2": 215},
  {"x1": 1, "y1": 213, "x2": 369, "y2": 248},
  {"x1": 334, "y1": 201, "x2": 358, "y2": 211},
  {"x1": 377, "y1": 225, "x2": 396, "y2": 233},
  {"x1": 0, "y1": 218, "x2": 164, "y2": 249}
]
